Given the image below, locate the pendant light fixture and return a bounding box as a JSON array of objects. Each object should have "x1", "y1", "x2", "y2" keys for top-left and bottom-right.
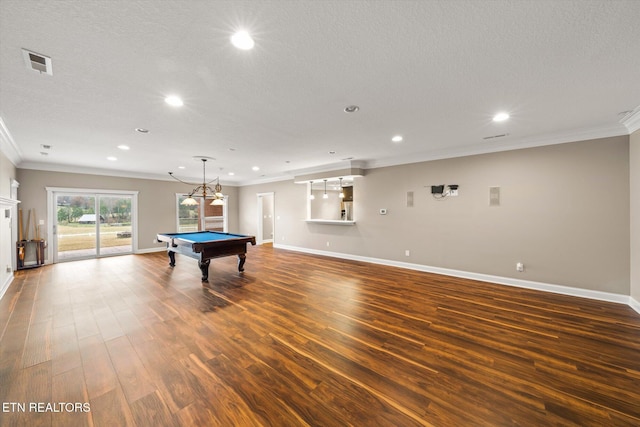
[
  {"x1": 309, "y1": 181, "x2": 315, "y2": 200},
  {"x1": 323, "y1": 179, "x2": 329, "y2": 199},
  {"x1": 338, "y1": 178, "x2": 344, "y2": 199},
  {"x1": 169, "y1": 157, "x2": 225, "y2": 206}
]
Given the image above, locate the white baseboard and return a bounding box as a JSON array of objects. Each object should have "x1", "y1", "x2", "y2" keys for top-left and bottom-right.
[
  {"x1": 0, "y1": 272, "x2": 13, "y2": 301},
  {"x1": 135, "y1": 247, "x2": 166, "y2": 254},
  {"x1": 274, "y1": 244, "x2": 635, "y2": 310}
]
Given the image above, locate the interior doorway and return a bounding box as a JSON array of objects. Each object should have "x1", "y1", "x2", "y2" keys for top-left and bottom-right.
[{"x1": 256, "y1": 192, "x2": 274, "y2": 245}]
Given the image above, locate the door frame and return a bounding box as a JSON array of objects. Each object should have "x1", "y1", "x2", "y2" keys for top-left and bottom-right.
[
  {"x1": 46, "y1": 187, "x2": 139, "y2": 263},
  {"x1": 256, "y1": 192, "x2": 274, "y2": 245},
  {"x1": 10, "y1": 178, "x2": 19, "y2": 271}
]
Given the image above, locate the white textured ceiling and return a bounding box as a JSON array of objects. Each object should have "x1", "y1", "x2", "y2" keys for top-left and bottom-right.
[{"x1": 1, "y1": 0, "x2": 639, "y2": 185}]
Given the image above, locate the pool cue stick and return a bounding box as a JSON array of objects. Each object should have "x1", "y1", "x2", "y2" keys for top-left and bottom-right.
[
  {"x1": 25, "y1": 209, "x2": 31, "y2": 241},
  {"x1": 18, "y1": 208, "x2": 23, "y2": 241},
  {"x1": 33, "y1": 208, "x2": 39, "y2": 240},
  {"x1": 18, "y1": 208, "x2": 24, "y2": 262},
  {"x1": 37, "y1": 210, "x2": 41, "y2": 240},
  {"x1": 32, "y1": 208, "x2": 43, "y2": 264}
]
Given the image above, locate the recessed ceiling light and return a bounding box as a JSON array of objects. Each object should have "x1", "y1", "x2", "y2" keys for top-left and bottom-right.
[
  {"x1": 178, "y1": 166, "x2": 185, "y2": 169},
  {"x1": 117, "y1": 145, "x2": 130, "y2": 150},
  {"x1": 165, "y1": 96, "x2": 184, "y2": 107},
  {"x1": 40, "y1": 144, "x2": 52, "y2": 150},
  {"x1": 228, "y1": 172, "x2": 235, "y2": 176},
  {"x1": 135, "y1": 128, "x2": 149, "y2": 133},
  {"x1": 492, "y1": 112, "x2": 510, "y2": 122},
  {"x1": 344, "y1": 105, "x2": 359, "y2": 113},
  {"x1": 252, "y1": 166, "x2": 260, "y2": 171},
  {"x1": 107, "y1": 156, "x2": 117, "y2": 161},
  {"x1": 328, "y1": 151, "x2": 336, "y2": 155},
  {"x1": 391, "y1": 135, "x2": 403, "y2": 143},
  {"x1": 231, "y1": 31, "x2": 255, "y2": 50}
]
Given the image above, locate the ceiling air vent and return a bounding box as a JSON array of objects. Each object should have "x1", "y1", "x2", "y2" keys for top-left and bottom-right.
[
  {"x1": 482, "y1": 133, "x2": 509, "y2": 140},
  {"x1": 22, "y1": 49, "x2": 52, "y2": 75}
]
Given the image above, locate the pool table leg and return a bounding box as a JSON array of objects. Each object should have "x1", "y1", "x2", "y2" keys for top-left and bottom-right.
[
  {"x1": 168, "y1": 250, "x2": 176, "y2": 267},
  {"x1": 237, "y1": 254, "x2": 247, "y2": 272},
  {"x1": 198, "y1": 259, "x2": 210, "y2": 282}
]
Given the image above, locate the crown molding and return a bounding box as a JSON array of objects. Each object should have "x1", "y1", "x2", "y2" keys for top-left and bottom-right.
[
  {"x1": 0, "y1": 117, "x2": 22, "y2": 166},
  {"x1": 620, "y1": 105, "x2": 640, "y2": 134},
  {"x1": 363, "y1": 122, "x2": 629, "y2": 170},
  {"x1": 18, "y1": 161, "x2": 170, "y2": 181},
  {"x1": 11, "y1": 120, "x2": 635, "y2": 187},
  {"x1": 17, "y1": 161, "x2": 242, "y2": 187}
]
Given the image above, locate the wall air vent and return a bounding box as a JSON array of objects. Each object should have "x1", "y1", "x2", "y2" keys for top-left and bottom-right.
[{"x1": 22, "y1": 49, "x2": 53, "y2": 75}]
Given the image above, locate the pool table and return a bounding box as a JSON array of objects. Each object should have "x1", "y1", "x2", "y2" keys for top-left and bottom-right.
[{"x1": 156, "y1": 231, "x2": 256, "y2": 282}]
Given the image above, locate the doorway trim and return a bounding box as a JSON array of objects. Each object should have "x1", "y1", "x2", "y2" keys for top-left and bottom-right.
[
  {"x1": 10, "y1": 178, "x2": 19, "y2": 271},
  {"x1": 46, "y1": 187, "x2": 139, "y2": 263},
  {"x1": 256, "y1": 192, "x2": 274, "y2": 245}
]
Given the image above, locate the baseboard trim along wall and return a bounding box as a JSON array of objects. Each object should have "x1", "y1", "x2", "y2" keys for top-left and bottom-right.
[
  {"x1": 0, "y1": 273, "x2": 13, "y2": 301},
  {"x1": 274, "y1": 244, "x2": 640, "y2": 315},
  {"x1": 4, "y1": 244, "x2": 637, "y2": 317},
  {"x1": 136, "y1": 247, "x2": 167, "y2": 255}
]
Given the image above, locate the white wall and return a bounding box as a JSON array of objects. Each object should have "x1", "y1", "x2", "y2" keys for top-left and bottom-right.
[
  {"x1": 240, "y1": 136, "x2": 631, "y2": 296},
  {"x1": 630, "y1": 129, "x2": 640, "y2": 305}
]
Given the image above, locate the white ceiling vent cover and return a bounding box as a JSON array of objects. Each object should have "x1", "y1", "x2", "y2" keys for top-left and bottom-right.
[{"x1": 22, "y1": 49, "x2": 52, "y2": 75}]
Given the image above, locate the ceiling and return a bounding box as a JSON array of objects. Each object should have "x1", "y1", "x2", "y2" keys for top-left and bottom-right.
[{"x1": 1, "y1": 0, "x2": 639, "y2": 186}]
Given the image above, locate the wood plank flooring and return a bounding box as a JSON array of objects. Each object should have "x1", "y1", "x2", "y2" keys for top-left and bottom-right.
[{"x1": 1, "y1": 245, "x2": 639, "y2": 426}]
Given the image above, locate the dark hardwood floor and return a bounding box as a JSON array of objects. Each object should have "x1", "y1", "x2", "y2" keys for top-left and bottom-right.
[{"x1": 1, "y1": 245, "x2": 639, "y2": 426}]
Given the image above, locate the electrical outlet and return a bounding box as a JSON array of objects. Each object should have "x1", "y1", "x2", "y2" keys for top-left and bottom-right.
[
  {"x1": 516, "y1": 262, "x2": 524, "y2": 272},
  {"x1": 405, "y1": 250, "x2": 410, "y2": 257},
  {"x1": 326, "y1": 241, "x2": 330, "y2": 247}
]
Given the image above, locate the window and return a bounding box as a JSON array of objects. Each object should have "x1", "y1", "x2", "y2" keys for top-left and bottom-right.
[
  {"x1": 177, "y1": 195, "x2": 199, "y2": 232},
  {"x1": 176, "y1": 195, "x2": 227, "y2": 232},
  {"x1": 203, "y1": 201, "x2": 225, "y2": 231}
]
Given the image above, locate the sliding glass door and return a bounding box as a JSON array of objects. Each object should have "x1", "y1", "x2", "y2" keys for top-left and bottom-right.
[
  {"x1": 55, "y1": 194, "x2": 98, "y2": 260},
  {"x1": 97, "y1": 195, "x2": 132, "y2": 256},
  {"x1": 49, "y1": 188, "x2": 137, "y2": 262}
]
